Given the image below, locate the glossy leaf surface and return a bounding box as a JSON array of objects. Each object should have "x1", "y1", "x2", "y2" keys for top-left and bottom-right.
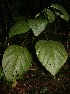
[
  {"x1": 35, "y1": 40, "x2": 68, "y2": 76},
  {"x1": 2, "y1": 45, "x2": 32, "y2": 81},
  {"x1": 28, "y1": 19, "x2": 48, "y2": 36}
]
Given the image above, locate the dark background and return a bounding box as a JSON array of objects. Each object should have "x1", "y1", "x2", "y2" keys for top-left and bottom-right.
[{"x1": 0, "y1": 0, "x2": 70, "y2": 25}]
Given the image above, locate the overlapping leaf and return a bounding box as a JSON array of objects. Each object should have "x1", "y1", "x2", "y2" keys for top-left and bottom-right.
[
  {"x1": 28, "y1": 19, "x2": 48, "y2": 36},
  {"x1": 9, "y1": 21, "x2": 30, "y2": 38},
  {"x1": 51, "y1": 4, "x2": 69, "y2": 22},
  {"x1": 35, "y1": 40, "x2": 68, "y2": 76},
  {"x1": 44, "y1": 8, "x2": 55, "y2": 23}
]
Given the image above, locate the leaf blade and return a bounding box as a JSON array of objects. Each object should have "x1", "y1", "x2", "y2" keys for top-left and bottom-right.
[
  {"x1": 50, "y1": 4, "x2": 69, "y2": 22},
  {"x1": 2, "y1": 45, "x2": 32, "y2": 81},
  {"x1": 35, "y1": 40, "x2": 68, "y2": 76},
  {"x1": 28, "y1": 19, "x2": 48, "y2": 36},
  {"x1": 44, "y1": 8, "x2": 55, "y2": 23},
  {"x1": 9, "y1": 21, "x2": 30, "y2": 38}
]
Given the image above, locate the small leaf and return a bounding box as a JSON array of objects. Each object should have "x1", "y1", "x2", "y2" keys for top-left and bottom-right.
[
  {"x1": 28, "y1": 19, "x2": 48, "y2": 36},
  {"x1": 35, "y1": 40, "x2": 68, "y2": 76},
  {"x1": 9, "y1": 21, "x2": 30, "y2": 38},
  {"x1": 50, "y1": 4, "x2": 69, "y2": 22},
  {"x1": 40, "y1": 86, "x2": 49, "y2": 94},
  {"x1": 44, "y1": 8, "x2": 55, "y2": 23},
  {"x1": 2, "y1": 45, "x2": 32, "y2": 82}
]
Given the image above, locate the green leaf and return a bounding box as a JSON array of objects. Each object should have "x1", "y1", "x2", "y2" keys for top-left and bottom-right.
[
  {"x1": 9, "y1": 21, "x2": 30, "y2": 38},
  {"x1": 2, "y1": 45, "x2": 32, "y2": 82},
  {"x1": 28, "y1": 19, "x2": 48, "y2": 36},
  {"x1": 0, "y1": 66, "x2": 4, "y2": 80},
  {"x1": 44, "y1": 8, "x2": 55, "y2": 23},
  {"x1": 50, "y1": 4, "x2": 69, "y2": 22},
  {"x1": 35, "y1": 40, "x2": 68, "y2": 76}
]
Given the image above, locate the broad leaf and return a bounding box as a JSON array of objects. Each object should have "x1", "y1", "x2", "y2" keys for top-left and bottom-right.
[
  {"x1": 35, "y1": 40, "x2": 68, "y2": 76},
  {"x1": 50, "y1": 4, "x2": 69, "y2": 22},
  {"x1": 9, "y1": 21, "x2": 30, "y2": 38},
  {"x1": 2, "y1": 45, "x2": 32, "y2": 81},
  {"x1": 44, "y1": 8, "x2": 55, "y2": 23},
  {"x1": 28, "y1": 19, "x2": 48, "y2": 36}
]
